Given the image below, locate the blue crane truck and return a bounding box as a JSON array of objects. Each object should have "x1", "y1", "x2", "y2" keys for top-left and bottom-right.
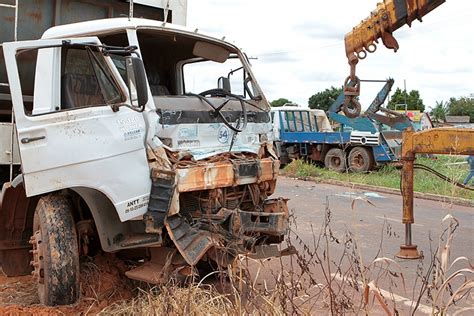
[{"x1": 271, "y1": 79, "x2": 413, "y2": 172}]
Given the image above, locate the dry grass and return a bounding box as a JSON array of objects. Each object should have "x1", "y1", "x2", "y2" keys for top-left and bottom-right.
[
  {"x1": 412, "y1": 214, "x2": 474, "y2": 315},
  {"x1": 99, "y1": 285, "x2": 237, "y2": 315},
  {"x1": 96, "y1": 201, "x2": 472, "y2": 315},
  {"x1": 1, "y1": 200, "x2": 471, "y2": 315}
]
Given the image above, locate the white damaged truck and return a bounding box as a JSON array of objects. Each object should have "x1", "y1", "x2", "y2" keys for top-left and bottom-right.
[{"x1": 0, "y1": 0, "x2": 288, "y2": 306}]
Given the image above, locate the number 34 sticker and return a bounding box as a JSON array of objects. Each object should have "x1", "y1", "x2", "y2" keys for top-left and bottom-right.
[{"x1": 218, "y1": 126, "x2": 230, "y2": 144}]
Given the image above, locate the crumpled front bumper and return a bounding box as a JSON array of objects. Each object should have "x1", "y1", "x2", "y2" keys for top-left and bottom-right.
[{"x1": 165, "y1": 198, "x2": 289, "y2": 266}]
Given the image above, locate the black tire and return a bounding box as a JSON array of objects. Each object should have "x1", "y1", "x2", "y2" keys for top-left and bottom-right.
[
  {"x1": 31, "y1": 194, "x2": 80, "y2": 306},
  {"x1": 324, "y1": 148, "x2": 346, "y2": 172},
  {"x1": 274, "y1": 142, "x2": 290, "y2": 168},
  {"x1": 348, "y1": 147, "x2": 374, "y2": 173}
]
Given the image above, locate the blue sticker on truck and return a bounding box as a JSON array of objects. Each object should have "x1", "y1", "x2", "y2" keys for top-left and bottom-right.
[{"x1": 218, "y1": 126, "x2": 230, "y2": 144}]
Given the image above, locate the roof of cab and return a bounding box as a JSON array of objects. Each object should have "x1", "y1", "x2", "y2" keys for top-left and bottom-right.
[{"x1": 41, "y1": 17, "x2": 236, "y2": 48}]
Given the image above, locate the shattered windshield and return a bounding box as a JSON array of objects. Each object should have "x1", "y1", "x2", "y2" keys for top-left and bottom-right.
[{"x1": 183, "y1": 55, "x2": 251, "y2": 97}]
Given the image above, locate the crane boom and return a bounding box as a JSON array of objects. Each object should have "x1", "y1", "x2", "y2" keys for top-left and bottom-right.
[
  {"x1": 345, "y1": 0, "x2": 445, "y2": 62},
  {"x1": 341, "y1": 0, "x2": 445, "y2": 118}
]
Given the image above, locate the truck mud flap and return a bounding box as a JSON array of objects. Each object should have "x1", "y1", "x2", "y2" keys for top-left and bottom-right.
[
  {"x1": 0, "y1": 182, "x2": 38, "y2": 276},
  {"x1": 165, "y1": 215, "x2": 215, "y2": 266}
]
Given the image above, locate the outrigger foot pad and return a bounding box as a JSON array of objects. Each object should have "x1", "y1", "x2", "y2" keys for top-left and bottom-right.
[{"x1": 396, "y1": 245, "x2": 421, "y2": 259}]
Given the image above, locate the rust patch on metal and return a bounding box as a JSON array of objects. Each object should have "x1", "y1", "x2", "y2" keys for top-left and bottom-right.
[
  {"x1": 232, "y1": 198, "x2": 290, "y2": 236},
  {"x1": 26, "y1": 11, "x2": 43, "y2": 22},
  {"x1": 176, "y1": 156, "x2": 278, "y2": 193}
]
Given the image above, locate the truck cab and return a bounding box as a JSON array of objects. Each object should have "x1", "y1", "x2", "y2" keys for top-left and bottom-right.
[{"x1": 0, "y1": 11, "x2": 288, "y2": 306}]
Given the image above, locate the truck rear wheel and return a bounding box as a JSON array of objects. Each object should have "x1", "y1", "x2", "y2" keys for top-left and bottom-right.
[
  {"x1": 324, "y1": 148, "x2": 346, "y2": 172},
  {"x1": 348, "y1": 147, "x2": 374, "y2": 172},
  {"x1": 30, "y1": 194, "x2": 80, "y2": 306}
]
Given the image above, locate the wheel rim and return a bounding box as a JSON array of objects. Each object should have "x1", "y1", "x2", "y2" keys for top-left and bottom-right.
[
  {"x1": 352, "y1": 153, "x2": 365, "y2": 168},
  {"x1": 332, "y1": 156, "x2": 341, "y2": 167}
]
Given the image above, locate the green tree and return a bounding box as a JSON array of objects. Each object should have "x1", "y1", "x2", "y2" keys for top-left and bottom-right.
[
  {"x1": 387, "y1": 88, "x2": 425, "y2": 112},
  {"x1": 429, "y1": 100, "x2": 447, "y2": 123},
  {"x1": 270, "y1": 98, "x2": 292, "y2": 107},
  {"x1": 308, "y1": 86, "x2": 342, "y2": 111},
  {"x1": 447, "y1": 96, "x2": 474, "y2": 122}
]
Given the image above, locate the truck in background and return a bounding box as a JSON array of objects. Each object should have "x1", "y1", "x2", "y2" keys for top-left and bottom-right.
[
  {"x1": 271, "y1": 78, "x2": 416, "y2": 172},
  {"x1": 271, "y1": 105, "x2": 397, "y2": 172},
  {"x1": 0, "y1": 0, "x2": 289, "y2": 306}
]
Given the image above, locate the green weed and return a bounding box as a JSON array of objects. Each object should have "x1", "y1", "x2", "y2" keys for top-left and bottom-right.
[{"x1": 282, "y1": 156, "x2": 474, "y2": 200}]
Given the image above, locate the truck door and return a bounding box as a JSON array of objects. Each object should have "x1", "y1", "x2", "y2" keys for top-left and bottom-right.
[{"x1": 3, "y1": 37, "x2": 151, "y2": 222}]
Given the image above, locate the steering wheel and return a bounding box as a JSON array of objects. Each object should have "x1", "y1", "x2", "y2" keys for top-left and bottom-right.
[{"x1": 198, "y1": 88, "x2": 230, "y2": 98}]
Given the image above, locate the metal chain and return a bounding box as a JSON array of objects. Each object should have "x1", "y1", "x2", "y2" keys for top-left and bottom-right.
[{"x1": 342, "y1": 56, "x2": 362, "y2": 118}]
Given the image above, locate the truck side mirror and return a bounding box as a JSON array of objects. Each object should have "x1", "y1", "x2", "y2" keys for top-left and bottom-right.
[
  {"x1": 217, "y1": 76, "x2": 231, "y2": 93},
  {"x1": 125, "y1": 56, "x2": 148, "y2": 110}
]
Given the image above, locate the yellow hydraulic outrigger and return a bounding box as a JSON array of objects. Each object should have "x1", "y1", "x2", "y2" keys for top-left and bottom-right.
[
  {"x1": 341, "y1": 0, "x2": 445, "y2": 117},
  {"x1": 397, "y1": 128, "x2": 474, "y2": 259}
]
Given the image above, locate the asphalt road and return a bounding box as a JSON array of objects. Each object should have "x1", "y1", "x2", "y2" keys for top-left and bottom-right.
[
  {"x1": 267, "y1": 176, "x2": 473, "y2": 314},
  {"x1": 274, "y1": 176, "x2": 473, "y2": 261}
]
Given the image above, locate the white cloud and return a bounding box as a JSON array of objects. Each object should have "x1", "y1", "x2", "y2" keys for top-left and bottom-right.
[{"x1": 187, "y1": 0, "x2": 474, "y2": 109}]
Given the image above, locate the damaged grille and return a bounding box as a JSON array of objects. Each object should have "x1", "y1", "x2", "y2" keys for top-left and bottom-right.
[{"x1": 179, "y1": 184, "x2": 261, "y2": 216}]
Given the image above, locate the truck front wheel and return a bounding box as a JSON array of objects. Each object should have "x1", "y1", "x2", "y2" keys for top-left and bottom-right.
[
  {"x1": 30, "y1": 194, "x2": 80, "y2": 306},
  {"x1": 324, "y1": 148, "x2": 346, "y2": 172},
  {"x1": 348, "y1": 147, "x2": 374, "y2": 172}
]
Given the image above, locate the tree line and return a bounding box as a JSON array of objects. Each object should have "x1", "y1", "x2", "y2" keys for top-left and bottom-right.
[{"x1": 270, "y1": 86, "x2": 473, "y2": 122}]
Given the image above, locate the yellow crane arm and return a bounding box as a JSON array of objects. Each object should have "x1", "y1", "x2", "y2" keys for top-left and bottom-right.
[
  {"x1": 345, "y1": 0, "x2": 446, "y2": 63},
  {"x1": 340, "y1": 0, "x2": 446, "y2": 118}
]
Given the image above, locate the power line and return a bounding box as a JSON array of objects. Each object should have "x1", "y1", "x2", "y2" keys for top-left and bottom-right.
[{"x1": 255, "y1": 41, "x2": 343, "y2": 57}]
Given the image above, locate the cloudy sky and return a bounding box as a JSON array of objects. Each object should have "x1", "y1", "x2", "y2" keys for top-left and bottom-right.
[{"x1": 187, "y1": 0, "x2": 473, "y2": 110}]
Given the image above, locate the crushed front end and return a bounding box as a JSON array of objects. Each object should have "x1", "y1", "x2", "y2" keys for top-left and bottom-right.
[
  {"x1": 130, "y1": 29, "x2": 290, "y2": 272},
  {"x1": 144, "y1": 144, "x2": 289, "y2": 267}
]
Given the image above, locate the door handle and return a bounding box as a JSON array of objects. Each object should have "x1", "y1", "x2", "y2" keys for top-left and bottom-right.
[{"x1": 21, "y1": 136, "x2": 46, "y2": 144}]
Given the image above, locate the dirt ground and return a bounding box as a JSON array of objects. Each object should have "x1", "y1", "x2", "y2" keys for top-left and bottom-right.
[{"x1": 0, "y1": 254, "x2": 135, "y2": 315}]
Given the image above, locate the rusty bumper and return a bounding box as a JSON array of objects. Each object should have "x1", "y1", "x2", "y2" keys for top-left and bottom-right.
[{"x1": 175, "y1": 157, "x2": 279, "y2": 192}]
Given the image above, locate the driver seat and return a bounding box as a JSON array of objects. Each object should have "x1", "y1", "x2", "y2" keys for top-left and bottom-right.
[{"x1": 147, "y1": 72, "x2": 170, "y2": 96}]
